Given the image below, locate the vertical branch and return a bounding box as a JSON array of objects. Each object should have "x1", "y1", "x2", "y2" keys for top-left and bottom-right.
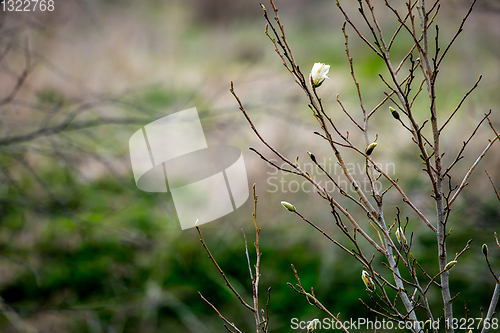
[
  {"x1": 481, "y1": 283, "x2": 500, "y2": 333},
  {"x1": 251, "y1": 184, "x2": 263, "y2": 333},
  {"x1": 417, "y1": 0, "x2": 464, "y2": 329},
  {"x1": 197, "y1": 184, "x2": 269, "y2": 333}
]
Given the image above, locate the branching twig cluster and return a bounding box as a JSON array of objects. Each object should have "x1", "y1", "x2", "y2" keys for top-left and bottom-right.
[
  {"x1": 196, "y1": 185, "x2": 271, "y2": 333},
  {"x1": 198, "y1": 1, "x2": 500, "y2": 332}
]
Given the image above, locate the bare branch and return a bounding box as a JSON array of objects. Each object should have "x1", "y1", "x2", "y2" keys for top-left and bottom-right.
[
  {"x1": 439, "y1": 75, "x2": 482, "y2": 133},
  {"x1": 196, "y1": 224, "x2": 255, "y2": 312},
  {"x1": 198, "y1": 292, "x2": 243, "y2": 333}
]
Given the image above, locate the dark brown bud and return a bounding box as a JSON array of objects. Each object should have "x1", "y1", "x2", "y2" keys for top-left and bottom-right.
[
  {"x1": 389, "y1": 106, "x2": 400, "y2": 120},
  {"x1": 482, "y1": 244, "x2": 488, "y2": 256},
  {"x1": 307, "y1": 151, "x2": 317, "y2": 164},
  {"x1": 365, "y1": 142, "x2": 377, "y2": 156}
]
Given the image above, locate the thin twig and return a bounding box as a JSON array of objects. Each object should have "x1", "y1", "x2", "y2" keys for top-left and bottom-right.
[
  {"x1": 196, "y1": 224, "x2": 255, "y2": 312},
  {"x1": 198, "y1": 292, "x2": 243, "y2": 333}
]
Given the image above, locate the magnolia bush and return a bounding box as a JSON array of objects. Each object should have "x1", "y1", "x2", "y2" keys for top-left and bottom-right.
[{"x1": 195, "y1": 1, "x2": 500, "y2": 333}]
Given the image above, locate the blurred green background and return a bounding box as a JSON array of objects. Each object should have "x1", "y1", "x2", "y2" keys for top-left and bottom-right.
[{"x1": 0, "y1": 0, "x2": 499, "y2": 332}]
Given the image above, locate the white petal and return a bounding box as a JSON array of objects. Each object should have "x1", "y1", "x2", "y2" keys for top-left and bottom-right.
[
  {"x1": 320, "y1": 65, "x2": 330, "y2": 78},
  {"x1": 310, "y1": 63, "x2": 330, "y2": 86}
]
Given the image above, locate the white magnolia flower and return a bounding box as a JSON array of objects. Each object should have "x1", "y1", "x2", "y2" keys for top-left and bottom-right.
[{"x1": 310, "y1": 62, "x2": 330, "y2": 88}]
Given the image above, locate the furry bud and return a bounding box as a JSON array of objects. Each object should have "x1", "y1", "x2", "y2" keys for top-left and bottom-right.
[
  {"x1": 482, "y1": 244, "x2": 488, "y2": 257},
  {"x1": 444, "y1": 260, "x2": 457, "y2": 271},
  {"x1": 305, "y1": 293, "x2": 317, "y2": 306},
  {"x1": 362, "y1": 270, "x2": 376, "y2": 292},
  {"x1": 307, "y1": 151, "x2": 317, "y2": 164},
  {"x1": 281, "y1": 201, "x2": 296, "y2": 212},
  {"x1": 389, "y1": 106, "x2": 400, "y2": 120},
  {"x1": 365, "y1": 142, "x2": 378, "y2": 156},
  {"x1": 395, "y1": 227, "x2": 407, "y2": 246}
]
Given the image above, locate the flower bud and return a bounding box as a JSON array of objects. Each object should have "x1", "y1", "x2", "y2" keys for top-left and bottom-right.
[
  {"x1": 310, "y1": 62, "x2": 330, "y2": 88},
  {"x1": 482, "y1": 243, "x2": 488, "y2": 256},
  {"x1": 307, "y1": 151, "x2": 317, "y2": 164},
  {"x1": 305, "y1": 293, "x2": 317, "y2": 306},
  {"x1": 395, "y1": 227, "x2": 407, "y2": 246},
  {"x1": 362, "y1": 270, "x2": 376, "y2": 292},
  {"x1": 389, "y1": 106, "x2": 400, "y2": 120},
  {"x1": 444, "y1": 260, "x2": 457, "y2": 271},
  {"x1": 281, "y1": 201, "x2": 296, "y2": 212},
  {"x1": 365, "y1": 142, "x2": 378, "y2": 156},
  {"x1": 307, "y1": 319, "x2": 321, "y2": 332}
]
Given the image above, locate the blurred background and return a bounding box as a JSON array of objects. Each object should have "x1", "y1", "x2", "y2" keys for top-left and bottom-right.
[{"x1": 0, "y1": 0, "x2": 499, "y2": 332}]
